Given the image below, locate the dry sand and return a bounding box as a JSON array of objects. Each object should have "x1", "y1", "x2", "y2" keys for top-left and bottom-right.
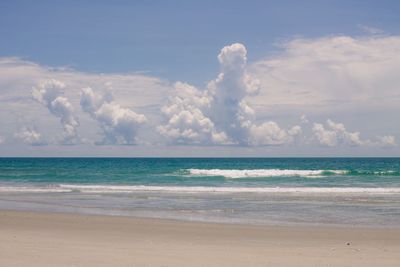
[{"x1": 1, "y1": 210, "x2": 399, "y2": 267}]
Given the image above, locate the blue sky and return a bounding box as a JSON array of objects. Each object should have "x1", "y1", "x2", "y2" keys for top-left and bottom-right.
[
  {"x1": 1, "y1": 0, "x2": 399, "y2": 84},
  {"x1": 0, "y1": 1, "x2": 399, "y2": 156}
]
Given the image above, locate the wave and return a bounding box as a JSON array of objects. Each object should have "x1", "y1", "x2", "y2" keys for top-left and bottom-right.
[
  {"x1": 186, "y1": 169, "x2": 347, "y2": 178},
  {"x1": 0, "y1": 186, "x2": 71, "y2": 193},
  {"x1": 346, "y1": 170, "x2": 400, "y2": 176},
  {"x1": 1, "y1": 184, "x2": 399, "y2": 194}
]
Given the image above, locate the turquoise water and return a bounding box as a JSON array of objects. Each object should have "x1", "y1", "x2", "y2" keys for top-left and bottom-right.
[
  {"x1": 1, "y1": 157, "x2": 400, "y2": 187},
  {"x1": 0, "y1": 158, "x2": 400, "y2": 227}
]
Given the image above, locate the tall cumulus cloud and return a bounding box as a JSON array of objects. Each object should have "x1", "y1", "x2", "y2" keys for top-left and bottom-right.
[{"x1": 158, "y1": 43, "x2": 301, "y2": 146}]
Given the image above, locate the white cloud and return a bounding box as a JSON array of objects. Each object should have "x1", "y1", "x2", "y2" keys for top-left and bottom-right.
[
  {"x1": 14, "y1": 127, "x2": 47, "y2": 146},
  {"x1": 207, "y1": 43, "x2": 260, "y2": 144},
  {"x1": 326, "y1": 119, "x2": 363, "y2": 146},
  {"x1": 300, "y1": 114, "x2": 309, "y2": 124},
  {"x1": 157, "y1": 81, "x2": 230, "y2": 145},
  {"x1": 80, "y1": 87, "x2": 147, "y2": 145},
  {"x1": 312, "y1": 123, "x2": 337, "y2": 147},
  {"x1": 32, "y1": 79, "x2": 79, "y2": 144},
  {"x1": 312, "y1": 119, "x2": 396, "y2": 147},
  {"x1": 251, "y1": 36, "x2": 400, "y2": 115},
  {"x1": 0, "y1": 36, "x2": 398, "y2": 153},
  {"x1": 0, "y1": 57, "x2": 170, "y2": 146},
  {"x1": 358, "y1": 25, "x2": 385, "y2": 35},
  {"x1": 249, "y1": 122, "x2": 301, "y2": 146},
  {"x1": 378, "y1": 135, "x2": 397, "y2": 147},
  {"x1": 159, "y1": 43, "x2": 300, "y2": 146}
]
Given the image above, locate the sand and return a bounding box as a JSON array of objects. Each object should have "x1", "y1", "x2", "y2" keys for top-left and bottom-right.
[{"x1": 0, "y1": 210, "x2": 399, "y2": 267}]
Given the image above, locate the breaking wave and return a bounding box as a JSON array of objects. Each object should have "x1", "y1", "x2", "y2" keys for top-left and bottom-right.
[
  {"x1": 1, "y1": 184, "x2": 400, "y2": 194},
  {"x1": 186, "y1": 169, "x2": 347, "y2": 178}
]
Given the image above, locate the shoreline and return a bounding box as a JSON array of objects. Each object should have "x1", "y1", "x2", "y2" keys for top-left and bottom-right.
[
  {"x1": 1, "y1": 210, "x2": 399, "y2": 266},
  {"x1": 1, "y1": 207, "x2": 399, "y2": 230}
]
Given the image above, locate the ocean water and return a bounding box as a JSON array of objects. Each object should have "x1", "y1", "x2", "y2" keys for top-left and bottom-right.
[{"x1": 0, "y1": 157, "x2": 400, "y2": 227}]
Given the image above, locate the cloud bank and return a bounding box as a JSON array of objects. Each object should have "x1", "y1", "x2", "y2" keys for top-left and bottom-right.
[
  {"x1": 0, "y1": 36, "x2": 398, "y2": 153},
  {"x1": 251, "y1": 35, "x2": 400, "y2": 115}
]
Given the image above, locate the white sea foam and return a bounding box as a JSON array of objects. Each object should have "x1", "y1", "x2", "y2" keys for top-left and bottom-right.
[
  {"x1": 0, "y1": 184, "x2": 399, "y2": 194},
  {"x1": 55, "y1": 184, "x2": 400, "y2": 194},
  {"x1": 187, "y1": 169, "x2": 347, "y2": 178},
  {"x1": 0, "y1": 186, "x2": 71, "y2": 193}
]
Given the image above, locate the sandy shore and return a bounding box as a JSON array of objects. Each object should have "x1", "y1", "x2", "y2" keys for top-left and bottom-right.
[{"x1": 0, "y1": 210, "x2": 399, "y2": 267}]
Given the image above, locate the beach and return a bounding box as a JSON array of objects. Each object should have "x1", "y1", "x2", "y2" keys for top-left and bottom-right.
[
  {"x1": 1, "y1": 158, "x2": 400, "y2": 266},
  {"x1": 1, "y1": 210, "x2": 399, "y2": 267},
  {"x1": 2, "y1": 0, "x2": 400, "y2": 266}
]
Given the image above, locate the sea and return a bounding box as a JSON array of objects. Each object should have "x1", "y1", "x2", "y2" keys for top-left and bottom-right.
[{"x1": 0, "y1": 157, "x2": 399, "y2": 227}]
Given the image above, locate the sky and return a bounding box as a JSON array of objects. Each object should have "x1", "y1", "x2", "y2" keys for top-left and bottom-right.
[{"x1": 0, "y1": 0, "x2": 399, "y2": 157}]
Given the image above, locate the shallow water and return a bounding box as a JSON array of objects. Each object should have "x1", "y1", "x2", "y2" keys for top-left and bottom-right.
[{"x1": 0, "y1": 157, "x2": 399, "y2": 227}]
